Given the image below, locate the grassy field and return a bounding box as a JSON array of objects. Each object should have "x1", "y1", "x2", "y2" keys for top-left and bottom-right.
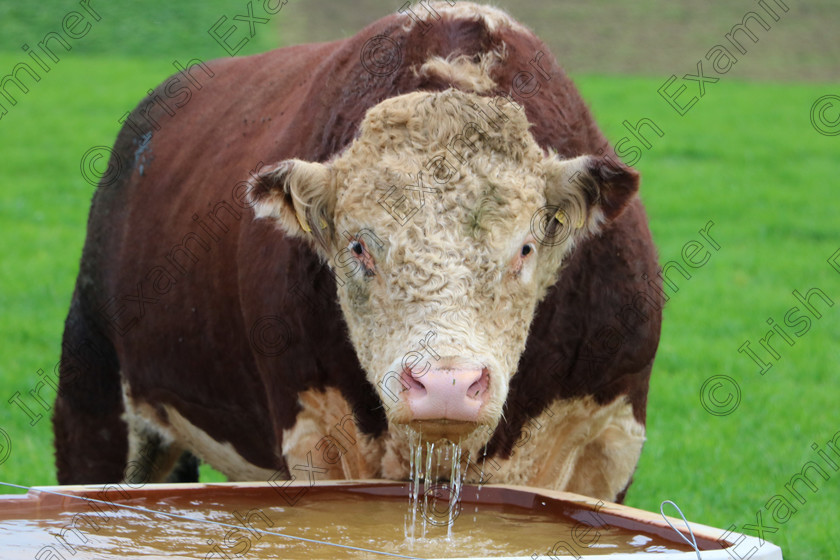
[{"x1": 0, "y1": 1, "x2": 838, "y2": 558}]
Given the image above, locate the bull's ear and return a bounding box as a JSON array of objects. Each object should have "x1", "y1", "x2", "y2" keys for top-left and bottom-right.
[
  {"x1": 542, "y1": 154, "x2": 639, "y2": 239},
  {"x1": 248, "y1": 159, "x2": 337, "y2": 252}
]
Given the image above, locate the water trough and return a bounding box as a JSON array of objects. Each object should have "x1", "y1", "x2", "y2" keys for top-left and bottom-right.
[{"x1": 0, "y1": 480, "x2": 784, "y2": 559}]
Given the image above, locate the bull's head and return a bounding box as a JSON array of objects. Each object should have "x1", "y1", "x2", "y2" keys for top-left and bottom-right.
[{"x1": 250, "y1": 89, "x2": 638, "y2": 447}]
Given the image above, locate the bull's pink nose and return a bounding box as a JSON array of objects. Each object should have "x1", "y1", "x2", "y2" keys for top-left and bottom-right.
[{"x1": 402, "y1": 367, "x2": 489, "y2": 421}]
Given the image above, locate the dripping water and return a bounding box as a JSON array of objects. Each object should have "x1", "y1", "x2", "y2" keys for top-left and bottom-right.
[
  {"x1": 404, "y1": 431, "x2": 471, "y2": 543},
  {"x1": 405, "y1": 429, "x2": 420, "y2": 541},
  {"x1": 473, "y1": 443, "x2": 489, "y2": 521},
  {"x1": 422, "y1": 439, "x2": 433, "y2": 536}
]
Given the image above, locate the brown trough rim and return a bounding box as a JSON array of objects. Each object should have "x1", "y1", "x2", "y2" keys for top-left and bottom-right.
[{"x1": 0, "y1": 479, "x2": 729, "y2": 551}]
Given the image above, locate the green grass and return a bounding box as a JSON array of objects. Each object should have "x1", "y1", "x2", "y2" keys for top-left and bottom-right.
[
  {"x1": 0, "y1": 2, "x2": 838, "y2": 559},
  {"x1": 0, "y1": 0, "x2": 280, "y2": 58},
  {"x1": 574, "y1": 74, "x2": 840, "y2": 558}
]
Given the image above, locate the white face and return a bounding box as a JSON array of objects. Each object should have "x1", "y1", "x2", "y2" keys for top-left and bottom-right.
[
  {"x1": 250, "y1": 89, "x2": 638, "y2": 445},
  {"x1": 330, "y1": 155, "x2": 553, "y2": 443},
  {"x1": 322, "y1": 90, "x2": 595, "y2": 444}
]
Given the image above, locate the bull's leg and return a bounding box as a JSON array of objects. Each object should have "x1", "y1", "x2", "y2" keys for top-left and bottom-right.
[
  {"x1": 123, "y1": 426, "x2": 198, "y2": 484},
  {"x1": 53, "y1": 294, "x2": 129, "y2": 484},
  {"x1": 166, "y1": 451, "x2": 200, "y2": 483}
]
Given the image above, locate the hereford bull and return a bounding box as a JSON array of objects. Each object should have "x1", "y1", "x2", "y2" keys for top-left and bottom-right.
[{"x1": 54, "y1": 2, "x2": 662, "y2": 502}]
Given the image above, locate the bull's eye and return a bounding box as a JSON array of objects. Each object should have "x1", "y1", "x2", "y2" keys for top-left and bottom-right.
[
  {"x1": 348, "y1": 237, "x2": 376, "y2": 278},
  {"x1": 521, "y1": 243, "x2": 535, "y2": 257}
]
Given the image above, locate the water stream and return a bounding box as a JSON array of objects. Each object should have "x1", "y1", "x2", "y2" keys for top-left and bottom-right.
[{"x1": 404, "y1": 431, "x2": 476, "y2": 542}]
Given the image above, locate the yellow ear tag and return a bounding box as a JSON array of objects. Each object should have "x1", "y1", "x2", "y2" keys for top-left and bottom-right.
[
  {"x1": 296, "y1": 213, "x2": 312, "y2": 233},
  {"x1": 554, "y1": 208, "x2": 585, "y2": 229},
  {"x1": 319, "y1": 218, "x2": 329, "y2": 230}
]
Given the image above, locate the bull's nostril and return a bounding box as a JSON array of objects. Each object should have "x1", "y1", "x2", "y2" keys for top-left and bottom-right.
[
  {"x1": 467, "y1": 368, "x2": 490, "y2": 400},
  {"x1": 401, "y1": 369, "x2": 426, "y2": 395}
]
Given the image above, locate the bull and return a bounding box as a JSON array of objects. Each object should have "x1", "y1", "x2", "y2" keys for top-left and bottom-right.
[{"x1": 54, "y1": 2, "x2": 662, "y2": 502}]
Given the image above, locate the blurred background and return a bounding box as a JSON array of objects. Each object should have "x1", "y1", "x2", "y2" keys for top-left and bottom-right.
[{"x1": 0, "y1": 1, "x2": 837, "y2": 558}]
